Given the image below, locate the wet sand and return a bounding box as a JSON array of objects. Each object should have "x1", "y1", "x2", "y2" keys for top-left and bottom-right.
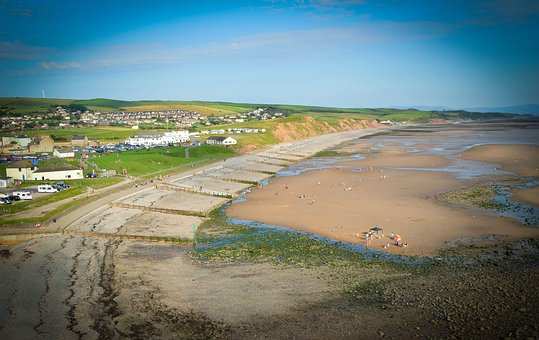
[
  {"x1": 228, "y1": 152, "x2": 539, "y2": 256},
  {"x1": 512, "y1": 186, "x2": 539, "y2": 207},
  {"x1": 461, "y1": 144, "x2": 539, "y2": 177}
]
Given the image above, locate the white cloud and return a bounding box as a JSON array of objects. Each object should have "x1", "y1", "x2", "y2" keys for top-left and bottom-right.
[
  {"x1": 0, "y1": 41, "x2": 51, "y2": 60},
  {"x1": 40, "y1": 61, "x2": 81, "y2": 70}
]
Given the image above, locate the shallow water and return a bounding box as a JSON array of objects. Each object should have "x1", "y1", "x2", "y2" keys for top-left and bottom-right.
[
  {"x1": 277, "y1": 153, "x2": 364, "y2": 177},
  {"x1": 276, "y1": 121, "x2": 539, "y2": 207}
]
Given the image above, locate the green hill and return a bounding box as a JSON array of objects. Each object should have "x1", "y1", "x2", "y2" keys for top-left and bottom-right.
[{"x1": 0, "y1": 96, "x2": 516, "y2": 121}]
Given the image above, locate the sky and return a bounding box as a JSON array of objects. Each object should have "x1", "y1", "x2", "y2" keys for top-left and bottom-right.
[{"x1": 0, "y1": 0, "x2": 538, "y2": 108}]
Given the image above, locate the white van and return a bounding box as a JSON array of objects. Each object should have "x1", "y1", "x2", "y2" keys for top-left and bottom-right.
[
  {"x1": 38, "y1": 184, "x2": 58, "y2": 193},
  {"x1": 12, "y1": 191, "x2": 32, "y2": 200}
]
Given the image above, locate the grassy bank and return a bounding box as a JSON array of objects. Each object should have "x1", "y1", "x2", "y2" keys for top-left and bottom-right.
[{"x1": 89, "y1": 145, "x2": 235, "y2": 177}]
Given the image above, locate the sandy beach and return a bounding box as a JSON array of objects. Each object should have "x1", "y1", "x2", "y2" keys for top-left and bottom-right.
[
  {"x1": 228, "y1": 143, "x2": 539, "y2": 256},
  {"x1": 461, "y1": 144, "x2": 539, "y2": 177}
]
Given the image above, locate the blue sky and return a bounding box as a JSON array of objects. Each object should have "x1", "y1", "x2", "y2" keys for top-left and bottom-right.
[{"x1": 0, "y1": 0, "x2": 538, "y2": 108}]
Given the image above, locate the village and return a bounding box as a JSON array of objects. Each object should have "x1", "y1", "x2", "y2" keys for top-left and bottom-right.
[
  {"x1": 0, "y1": 105, "x2": 285, "y2": 131},
  {"x1": 0, "y1": 127, "x2": 243, "y2": 207},
  {"x1": 0, "y1": 104, "x2": 288, "y2": 202}
]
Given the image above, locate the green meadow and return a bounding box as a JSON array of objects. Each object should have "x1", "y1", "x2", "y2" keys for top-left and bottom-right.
[{"x1": 89, "y1": 144, "x2": 235, "y2": 177}]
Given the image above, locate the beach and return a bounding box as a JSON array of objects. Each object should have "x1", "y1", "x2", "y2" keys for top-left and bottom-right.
[
  {"x1": 228, "y1": 127, "x2": 539, "y2": 256},
  {"x1": 513, "y1": 186, "x2": 539, "y2": 207},
  {"x1": 461, "y1": 144, "x2": 539, "y2": 177}
]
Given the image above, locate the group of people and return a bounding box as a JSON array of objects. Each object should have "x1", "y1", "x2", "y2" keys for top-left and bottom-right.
[
  {"x1": 389, "y1": 232, "x2": 407, "y2": 248},
  {"x1": 361, "y1": 226, "x2": 408, "y2": 249}
]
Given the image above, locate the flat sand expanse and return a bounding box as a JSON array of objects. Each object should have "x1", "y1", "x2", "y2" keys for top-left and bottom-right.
[
  {"x1": 461, "y1": 144, "x2": 539, "y2": 177},
  {"x1": 343, "y1": 147, "x2": 451, "y2": 168},
  {"x1": 228, "y1": 153, "x2": 539, "y2": 256},
  {"x1": 512, "y1": 186, "x2": 539, "y2": 207}
]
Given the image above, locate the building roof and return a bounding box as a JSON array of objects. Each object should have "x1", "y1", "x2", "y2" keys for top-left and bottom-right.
[
  {"x1": 54, "y1": 147, "x2": 74, "y2": 153},
  {"x1": 33, "y1": 166, "x2": 80, "y2": 173},
  {"x1": 6, "y1": 160, "x2": 33, "y2": 168}
]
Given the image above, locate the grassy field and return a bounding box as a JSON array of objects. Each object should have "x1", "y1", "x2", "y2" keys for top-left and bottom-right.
[
  {"x1": 89, "y1": 145, "x2": 235, "y2": 177},
  {"x1": 0, "y1": 177, "x2": 123, "y2": 216},
  {"x1": 0, "y1": 97, "x2": 257, "y2": 116},
  {"x1": 1, "y1": 126, "x2": 144, "y2": 141}
]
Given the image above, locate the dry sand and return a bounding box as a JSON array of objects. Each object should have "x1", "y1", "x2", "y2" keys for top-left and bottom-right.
[
  {"x1": 228, "y1": 152, "x2": 539, "y2": 256},
  {"x1": 461, "y1": 144, "x2": 539, "y2": 177}
]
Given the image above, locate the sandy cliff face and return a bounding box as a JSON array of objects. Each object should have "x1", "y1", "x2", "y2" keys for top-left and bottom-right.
[{"x1": 273, "y1": 116, "x2": 381, "y2": 142}]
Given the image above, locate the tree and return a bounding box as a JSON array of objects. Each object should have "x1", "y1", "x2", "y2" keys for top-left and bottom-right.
[{"x1": 66, "y1": 104, "x2": 88, "y2": 112}]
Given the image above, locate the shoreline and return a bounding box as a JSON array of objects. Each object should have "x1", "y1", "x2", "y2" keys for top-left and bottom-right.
[{"x1": 227, "y1": 134, "x2": 539, "y2": 256}]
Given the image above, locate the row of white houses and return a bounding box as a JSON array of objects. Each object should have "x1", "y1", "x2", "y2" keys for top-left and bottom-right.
[
  {"x1": 200, "y1": 128, "x2": 266, "y2": 135},
  {"x1": 125, "y1": 130, "x2": 190, "y2": 147}
]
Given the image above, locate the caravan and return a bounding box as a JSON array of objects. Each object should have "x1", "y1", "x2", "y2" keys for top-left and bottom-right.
[
  {"x1": 12, "y1": 191, "x2": 32, "y2": 200},
  {"x1": 38, "y1": 184, "x2": 58, "y2": 193}
]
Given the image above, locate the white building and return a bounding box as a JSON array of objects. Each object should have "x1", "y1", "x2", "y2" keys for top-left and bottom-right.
[
  {"x1": 125, "y1": 130, "x2": 190, "y2": 147},
  {"x1": 161, "y1": 131, "x2": 190, "y2": 144},
  {"x1": 206, "y1": 136, "x2": 237, "y2": 146},
  {"x1": 0, "y1": 177, "x2": 14, "y2": 188},
  {"x1": 5, "y1": 160, "x2": 83, "y2": 181},
  {"x1": 6, "y1": 160, "x2": 36, "y2": 181},
  {"x1": 31, "y1": 168, "x2": 83, "y2": 181},
  {"x1": 53, "y1": 148, "x2": 75, "y2": 158}
]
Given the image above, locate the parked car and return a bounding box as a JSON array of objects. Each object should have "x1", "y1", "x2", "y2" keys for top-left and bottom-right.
[
  {"x1": 38, "y1": 184, "x2": 58, "y2": 193},
  {"x1": 12, "y1": 191, "x2": 32, "y2": 200},
  {"x1": 0, "y1": 197, "x2": 12, "y2": 204},
  {"x1": 86, "y1": 173, "x2": 97, "y2": 178},
  {"x1": 54, "y1": 182, "x2": 70, "y2": 190},
  {"x1": 0, "y1": 193, "x2": 8, "y2": 199},
  {"x1": 7, "y1": 195, "x2": 20, "y2": 201}
]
